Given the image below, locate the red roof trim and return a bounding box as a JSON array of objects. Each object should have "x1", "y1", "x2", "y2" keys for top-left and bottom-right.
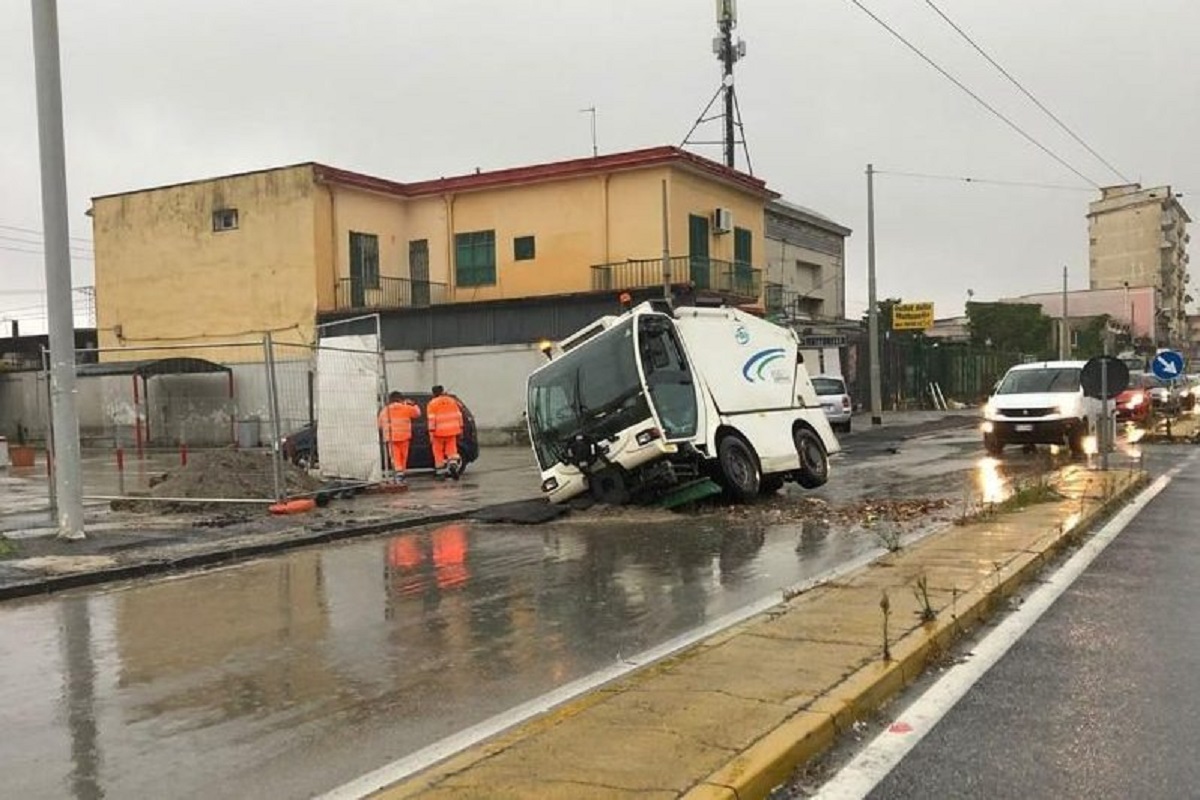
[{"x1": 312, "y1": 146, "x2": 775, "y2": 200}]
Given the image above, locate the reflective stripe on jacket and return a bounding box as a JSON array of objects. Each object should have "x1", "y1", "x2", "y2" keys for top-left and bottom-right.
[
  {"x1": 378, "y1": 402, "x2": 421, "y2": 442},
  {"x1": 427, "y1": 395, "x2": 464, "y2": 436}
]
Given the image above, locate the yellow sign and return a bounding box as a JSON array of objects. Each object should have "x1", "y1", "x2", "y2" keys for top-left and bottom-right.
[{"x1": 892, "y1": 302, "x2": 934, "y2": 331}]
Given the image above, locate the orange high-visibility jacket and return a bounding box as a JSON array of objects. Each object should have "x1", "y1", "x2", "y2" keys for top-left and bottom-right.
[
  {"x1": 427, "y1": 395, "x2": 464, "y2": 437},
  {"x1": 378, "y1": 401, "x2": 421, "y2": 442}
]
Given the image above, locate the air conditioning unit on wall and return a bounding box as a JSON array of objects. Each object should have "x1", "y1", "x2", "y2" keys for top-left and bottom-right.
[{"x1": 713, "y1": 207, "x2": 733, "y2": 234}]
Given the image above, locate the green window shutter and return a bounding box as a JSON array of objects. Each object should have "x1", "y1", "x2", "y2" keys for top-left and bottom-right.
[
  {"x1": 455, "y1": 230, "x2": 497, "y2": 287},
  {"x1": 734, "y1": 227, "x2": 752, "y2": 267}
]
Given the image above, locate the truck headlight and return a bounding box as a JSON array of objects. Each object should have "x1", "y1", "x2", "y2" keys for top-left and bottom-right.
[
  {"x1": 981, "y1": 421, "x2": 995, "y2": 434},
  {"x1": 983, "y1": 401, "x2": 997, "y2": 418},
  {"x1": 541, "y1": 477, "x2": 559, "y2": 492}
]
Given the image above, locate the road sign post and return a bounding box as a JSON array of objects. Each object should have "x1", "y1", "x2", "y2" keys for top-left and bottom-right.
[{"x1": 1081, "y1": 356, "x2": 1129, "y2": 471}]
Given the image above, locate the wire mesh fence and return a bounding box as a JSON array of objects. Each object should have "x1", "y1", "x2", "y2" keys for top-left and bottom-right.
[{"x1": 42, "y1": 332, "x2": 388, "y2": 508}]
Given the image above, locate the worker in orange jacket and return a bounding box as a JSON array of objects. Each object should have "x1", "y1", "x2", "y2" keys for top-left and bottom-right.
[
  {"x1": 378, "y1": 391, "x2": 421, "y2": 483},
  {"x1": 426, "y1": 385, "x2": 464, "y2": 480}
]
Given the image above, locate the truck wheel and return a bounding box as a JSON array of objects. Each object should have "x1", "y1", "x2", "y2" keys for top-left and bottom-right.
[
  {"x1": 983, "y1": 434, "x2": 1004, "y2": 456},
  {"x1": 759, "y1": 475, "x2": 785, "y2": 496},
  {"x1": 794, "y1": 427, "x2": 829, "y2": 489},
  {"x1": 718, "y1": 435, "x2": 761, "y2": 502},
  {"x1": 589, "y1": 466, "x2": 630, "y2": 505}
]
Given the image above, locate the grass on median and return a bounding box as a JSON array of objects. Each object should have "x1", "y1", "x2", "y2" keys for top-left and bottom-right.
[
  {"x1": 0, "y1": 536, "x2": 15, "y2": 560},
  {"x1": 958, "y1": 474, "x2": 1064, "y2": 525}
]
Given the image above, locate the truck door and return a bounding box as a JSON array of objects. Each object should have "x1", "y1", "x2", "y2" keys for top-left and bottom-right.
[{"x1": 637, "y1": 315, "x2": 700, "y2": 440}]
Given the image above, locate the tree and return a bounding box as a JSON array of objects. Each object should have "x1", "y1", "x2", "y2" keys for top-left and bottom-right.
[
  {"x1": 966, "y1": 302, "x2": 1052, "y2": 356},
  {"x1": 1074, "y1": 314, "x2": 1111, "y2": 358}
]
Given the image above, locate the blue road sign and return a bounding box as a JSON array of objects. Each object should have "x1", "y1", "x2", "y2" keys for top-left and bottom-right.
[{"x1": 1151, "y1": 349, "x2": 1185, "y2": 381}]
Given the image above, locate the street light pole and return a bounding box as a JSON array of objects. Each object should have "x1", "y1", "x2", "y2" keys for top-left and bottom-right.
[
  {"x1": 31, "y1": 0, "x2": 84, "y2": 540},
  {"x1": 867, "y1": 164, "x2": 882, "y2": 426}
]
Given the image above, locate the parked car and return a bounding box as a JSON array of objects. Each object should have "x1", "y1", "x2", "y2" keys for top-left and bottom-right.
[
  {"x1": 280, "y1": 392, "x2": 479, "y2": 473},
  {"x1": 980, "y1": 361, "x2": 1108, "y2": 457},
  {"x1": 812, "y1": 375, "x2": 853, "y2": 433},
  {"x1": 1115, "y1": 372, "x2": 1154, "y2": 425},
  {"x1": 1182, "y1": 374, "x2": 1200, "y2": 412}
]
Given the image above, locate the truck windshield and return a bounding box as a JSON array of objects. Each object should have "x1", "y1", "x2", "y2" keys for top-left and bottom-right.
[
  {"x1": 996, "y1": 367, "x2": 1081, "y2": 394},
  {"x1": 527, "y1": 319, "x2": 651, "y2": 469}
]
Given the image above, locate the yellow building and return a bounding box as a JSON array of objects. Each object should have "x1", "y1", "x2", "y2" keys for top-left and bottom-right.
[{"x1": 91, "y1": 147, "x2": 776, "y2": 361}]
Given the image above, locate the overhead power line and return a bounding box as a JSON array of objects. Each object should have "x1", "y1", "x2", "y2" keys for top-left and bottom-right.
[
  {"x1": 846, "y1": 0, "x2": 1101, "y2": 188},
  {"x1": 0, "y1": 221, "x2": 92, "y2": 244},
  {"x1": 875, "y1": 169, "x2": 1095, "y2": 192},
  {"x1": 921, "y1": 0, "x2": 1131, "y2": 184},
  {"x1": 0, "y1": 243, "x2": 94, "y2": 260}
]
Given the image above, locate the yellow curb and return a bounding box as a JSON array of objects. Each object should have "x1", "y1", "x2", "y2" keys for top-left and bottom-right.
[{"x1": 682, "y1": 469, "x2": 1147, "y2": 800}]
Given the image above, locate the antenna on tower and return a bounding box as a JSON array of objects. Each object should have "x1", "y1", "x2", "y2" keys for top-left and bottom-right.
[{"x1": 681, "y1": 0, "x2": 752, "y2": 173}]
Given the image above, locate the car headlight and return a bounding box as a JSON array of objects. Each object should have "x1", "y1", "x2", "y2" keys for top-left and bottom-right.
[{"x1": 983, "y1": 401, "x2": 997, "y2": 418}]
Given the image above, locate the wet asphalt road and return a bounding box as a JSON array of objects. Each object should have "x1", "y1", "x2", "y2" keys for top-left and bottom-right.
[
  {"x1": 861, "y1": 447, "x2": 1200, "y2": 799},
  {"x1": 0, "y1": 422, "x2": 1095, "y2": 799}
]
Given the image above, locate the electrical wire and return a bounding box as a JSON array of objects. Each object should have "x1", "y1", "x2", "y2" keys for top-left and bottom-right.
[
  {"x1": 921, "y1": 0, "x2": 1130, "y2": 184},
  {"x1": 0, "y1": 243, "x2": 93, "y2": 259},
  {"x1": 875, "y1": 169, "x2": 1094, "y2": 192},
  {"x1": 845, "y1": 0, "x2": 1101, "y2": 188},
  {"x1": 0, "y1": 222, "x2": 92, "y2": 244}
]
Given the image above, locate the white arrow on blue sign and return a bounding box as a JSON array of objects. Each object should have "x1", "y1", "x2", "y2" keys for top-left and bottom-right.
[{"x1": 1151, "y1": 349, "x2": 1185, "y2": 381}]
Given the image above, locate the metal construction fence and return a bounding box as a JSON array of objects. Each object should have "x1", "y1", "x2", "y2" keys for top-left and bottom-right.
[
  {"x1": 41, "y1": 329, "x2": 387, "y2": 507},
  {"x1": 846, "y1": 332, "x2": 1025, "y2": 411}
]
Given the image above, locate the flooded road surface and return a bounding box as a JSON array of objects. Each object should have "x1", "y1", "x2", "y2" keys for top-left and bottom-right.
[{"x1": 0, "y1": 429, "x2": 1091, "y2": 799}]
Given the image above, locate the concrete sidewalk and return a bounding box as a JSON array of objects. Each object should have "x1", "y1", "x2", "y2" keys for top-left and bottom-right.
[
  {"x1": 0, "y1": 446, "x2": 540, "y2": 599},
  {"x1": 370, "y1": 465, "x2": 1144, "y2": 800}
]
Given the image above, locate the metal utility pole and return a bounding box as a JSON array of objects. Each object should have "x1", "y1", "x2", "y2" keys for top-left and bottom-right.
[
  {"x1": 660, "y1": 179, "x2": 671, "y2": 301},
  {"x1": 580, "y1": 106, "x2": 597, "y2": 157},
  {"x1": 867, "y1": 164, "x2": 883, "y2": 426},
  {"x1": 31, "y1": 0, "x2": 84, "y2": 540},
  {"x1": 1060, "y1": 266, "x2": 1069, "y2": 359}
]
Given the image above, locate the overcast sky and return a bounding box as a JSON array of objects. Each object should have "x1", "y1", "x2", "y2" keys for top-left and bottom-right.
[{"x1": 2, "y1": 0, "x2": 1197, "y2": 333}]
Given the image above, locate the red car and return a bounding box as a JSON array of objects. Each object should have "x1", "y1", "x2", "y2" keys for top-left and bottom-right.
[{"x1": 1115, "y1": 373, "x2": 1153, "y2": 424}]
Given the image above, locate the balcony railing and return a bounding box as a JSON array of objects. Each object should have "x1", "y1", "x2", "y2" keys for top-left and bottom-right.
[
  {"x1": 335, "y1": 276, "x2": 448, "y2": 311},
  {"x1": 764, "y1": 281, "x2": 822, "y2": 320},
  {"x1": 590, "y1": 256, "x2": 762, "y2": 301}
]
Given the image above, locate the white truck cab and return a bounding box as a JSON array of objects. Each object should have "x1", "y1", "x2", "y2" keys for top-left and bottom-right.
[
  {"x1": 980, "y1": 360, "x2": 1103, "y2": 456},
  {"x1": 526, "y1": 301, "x2": 840, "y2": 504}
]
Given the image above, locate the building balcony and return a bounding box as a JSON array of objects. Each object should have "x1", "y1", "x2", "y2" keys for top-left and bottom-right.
[
  {"x1": 764, "y1": 281, "x2": 824, "y2": 321},
  {"x1": 590, "y1": 256, "x2": 762, "y2": 302},
  {"x1": 334, "y1": 276, "x2": 448, "y2": 311}
]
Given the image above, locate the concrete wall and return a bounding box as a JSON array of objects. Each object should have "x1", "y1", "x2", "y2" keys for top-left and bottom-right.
[
  {"x1": 383, "y1": 343, "x2": 544, "y2": 434},
  {"x1": 92, "y1": 165, "x2": 319, "y2": 362},
  {"x1": 2, "y1": 344, "x2": 539, "y2": 448}
]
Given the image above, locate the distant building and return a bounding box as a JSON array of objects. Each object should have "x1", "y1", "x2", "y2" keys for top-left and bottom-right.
[
  {"x1": 89, "y1": 147, "x2": 777, "y2": 362},
  {"x1": 763, "y1": 200, "x2": 850, "y2": 321},
  {"x1": 1087, "y1": 184, "x2": 1192, "y2": 346},
  {"x1": 1187, "y1": 313, "x2": 1200, "y2": 364}
]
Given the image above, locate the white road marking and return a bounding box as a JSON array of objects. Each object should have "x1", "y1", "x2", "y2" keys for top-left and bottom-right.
[{"x1": 814, "y1": 453, "x2": 1198, "y2": 800}]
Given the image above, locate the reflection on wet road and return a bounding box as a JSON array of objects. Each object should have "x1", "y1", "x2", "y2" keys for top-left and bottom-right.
[{"x1": 0, "y1": 428, "x2": 1101, "y2": 799}]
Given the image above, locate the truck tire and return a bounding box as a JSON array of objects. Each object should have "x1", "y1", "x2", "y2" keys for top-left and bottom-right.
[
  {"x1": 759, "y1": 475, "x2": 785, "y2": 496},
  {"x1": 588, "y1": 466, "x2": 630, "y2": 505},
  {"x1": 718, "y1": 435, "x2": 761, "y2": 502},
  {"x1": 794, "y1": 427, "x2": 829, "y2": 489}
]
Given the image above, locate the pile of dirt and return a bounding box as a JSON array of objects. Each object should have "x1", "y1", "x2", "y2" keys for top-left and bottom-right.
[{"x1": 113, "y1": 449, "x2": 322, "y2": 514}]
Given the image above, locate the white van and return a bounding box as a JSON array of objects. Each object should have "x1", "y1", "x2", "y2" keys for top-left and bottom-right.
[{"x1": 980, "y1": 360, "x2": 1103, "y2": 456}]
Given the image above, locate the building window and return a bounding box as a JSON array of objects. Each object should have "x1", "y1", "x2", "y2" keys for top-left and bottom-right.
[
  {"x1": 514, "y1": 235, "x2": 536, "y2": 261},
  {"x1": 349, "y1": 231, "x2": 380, "y2": 290},
  {"x1": 455, "y1": 230, "x2": 496, "y2": 287},
  {"x1": 734, "y1": 227, "x2": 752, "y2": 266},
  {"x1": 212, "y1": 208, "x2": 238, "y2": 232}
]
